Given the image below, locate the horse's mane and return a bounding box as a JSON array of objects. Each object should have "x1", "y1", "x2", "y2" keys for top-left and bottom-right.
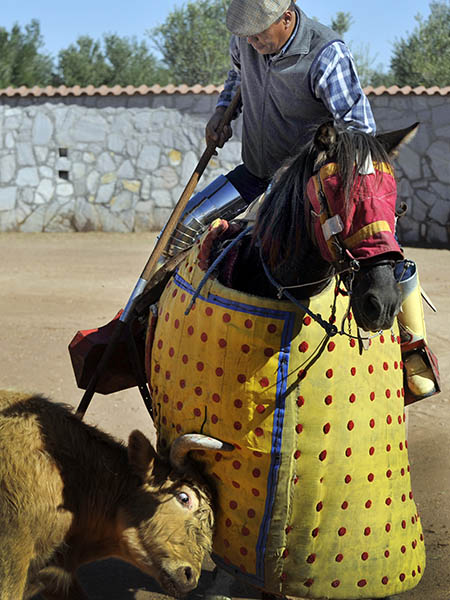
[{"x1": 253, "y1": 124, "x2": 393, "y2": 270}]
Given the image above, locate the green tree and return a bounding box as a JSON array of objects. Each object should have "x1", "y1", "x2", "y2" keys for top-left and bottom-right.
[
  {"x1": 150, "y1": 0, "x2": 231, "y2": 85},
  {"x1": 390, "y1": 0, "x2": 450, "y2": 87},
  {"x1": 55, "y1": 34, "x2": 169, "y2": 87},
  {"x1": 330, "y1": 12, "x2": 353, "y2": 37},
  {"x1": 0, "y1": 19, "x2": 53, "y2": 87}
]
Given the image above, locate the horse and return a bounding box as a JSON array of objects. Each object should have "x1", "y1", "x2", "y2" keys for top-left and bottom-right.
[{"x1": 146, "y1": 121, "x2": 425, "y2": 600}]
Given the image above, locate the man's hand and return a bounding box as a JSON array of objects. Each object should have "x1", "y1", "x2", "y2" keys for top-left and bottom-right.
[{"x1": 205, "y1": 106, "x2": 233, "y2": 152}]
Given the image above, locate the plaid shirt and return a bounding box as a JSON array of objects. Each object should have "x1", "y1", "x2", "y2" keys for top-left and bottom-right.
[{"x1": 217, "y1": 40, "x2": 376, "y2": 134}]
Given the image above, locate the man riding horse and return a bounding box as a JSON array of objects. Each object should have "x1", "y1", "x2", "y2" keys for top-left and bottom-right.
[{"x1": 160, "y1": 0, "x2": 437, "y2": 402}]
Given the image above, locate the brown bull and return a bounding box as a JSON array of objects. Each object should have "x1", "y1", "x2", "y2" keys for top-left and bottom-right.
[{"x1": 0, "y1": 390, "x2": 228, "y2": 600}]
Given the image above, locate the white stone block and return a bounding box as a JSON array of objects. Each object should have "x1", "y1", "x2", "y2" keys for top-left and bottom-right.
[
  {"x1": 137, "y1": 145, "x2": 161, "y2": 171},
  {"x1": 17, "y1": 167, "x2": 39, "y2": 186},
  {"x1": 32, "y1": 113, "x2": 53, "y2": 145},
  {"x1": 0, "y1": 187, "x2": 17, "y2": 211},
  {"x1": 0, "y1": 155, "x2": 16, "y2": 183}
]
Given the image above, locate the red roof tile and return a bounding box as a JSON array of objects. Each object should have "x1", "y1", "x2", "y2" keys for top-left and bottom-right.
[{"x1": 0, "y1": 84, "x2": 448, "y2": 98}]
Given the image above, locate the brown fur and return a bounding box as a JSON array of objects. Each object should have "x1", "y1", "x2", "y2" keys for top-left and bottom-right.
[{"x1": 0, "y1": 390, "x2": 214, "y2": 600}]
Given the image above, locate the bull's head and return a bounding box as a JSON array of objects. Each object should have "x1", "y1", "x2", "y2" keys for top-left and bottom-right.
[{"x1": 119, "y1": 430, "x2": 233, "y2": 597}]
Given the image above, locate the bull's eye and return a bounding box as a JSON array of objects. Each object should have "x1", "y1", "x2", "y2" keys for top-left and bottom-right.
[{"x1": 176, "y1": 491, "x2": 191, "y2": 507}]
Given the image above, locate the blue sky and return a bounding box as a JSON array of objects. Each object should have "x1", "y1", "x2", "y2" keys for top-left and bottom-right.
[{"x1": 2, "y1": 0, "x2": 432, "y2": 72}]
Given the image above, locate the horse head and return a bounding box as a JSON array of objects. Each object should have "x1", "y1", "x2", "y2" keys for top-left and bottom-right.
[{"x1": 250, "y1": 120, "x2": 418, "y2": 333}]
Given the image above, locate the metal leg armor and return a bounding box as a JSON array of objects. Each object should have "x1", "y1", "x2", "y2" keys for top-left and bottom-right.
[
  {"x1": 397, "y1": 260, "x2": 440, "y2": 403},
  {"x1": 163, "y1": 175, "x2": 249, "y2": 259}
]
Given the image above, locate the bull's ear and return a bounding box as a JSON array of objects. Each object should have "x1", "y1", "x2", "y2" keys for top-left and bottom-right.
[
  {"x1": 376, "y1": 122, "x2": 419, "y2": 158},
  {"x1": 128, "y1": 430, "x2": 158, "y2": 479}
]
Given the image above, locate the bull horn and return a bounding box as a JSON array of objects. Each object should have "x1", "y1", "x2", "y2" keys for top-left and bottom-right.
[{"x1": 170, "y1": 434, "x2": 234, "y2": 471}]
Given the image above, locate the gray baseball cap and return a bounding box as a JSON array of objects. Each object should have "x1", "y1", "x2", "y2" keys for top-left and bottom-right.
[{"x1": 226, "y1": 0, "x2": 292, "y2": 37}]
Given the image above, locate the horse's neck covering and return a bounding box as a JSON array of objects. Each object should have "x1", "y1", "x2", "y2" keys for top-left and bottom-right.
[{"x1": 307, "y1": 162, "x2": 403, "y2": 264}]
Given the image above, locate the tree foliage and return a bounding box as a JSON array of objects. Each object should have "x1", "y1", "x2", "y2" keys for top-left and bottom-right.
[
  {"x1": 150, "y1": 0, "x2": 231, "y2": 85},
  {"x1": 0, "y1": 20, "x2": 53, "y2": 87},
  {"x1": 55, "y1": 34, "x2": 169, "y2": 87},
  {"x1": 330, "y1": 12, "x2": 353, "y2": 38},
  {"x1": 390, "y1": 0, "x2": 450, "y2": 87}
]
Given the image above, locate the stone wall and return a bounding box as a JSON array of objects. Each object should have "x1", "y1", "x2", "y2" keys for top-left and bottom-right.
[{"x1": 0, "y1": 90, "x2": 448, "y2": 247}]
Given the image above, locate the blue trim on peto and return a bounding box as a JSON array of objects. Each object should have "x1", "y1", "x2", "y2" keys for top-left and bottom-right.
[{"x1": 173, "y1": 271, "x2": 297, "y2": 585}]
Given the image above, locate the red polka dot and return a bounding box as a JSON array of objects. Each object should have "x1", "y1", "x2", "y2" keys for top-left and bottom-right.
[
  {"x1": 386, "y1": 389, "x2": 391, "y2": 398},
  {"x1": 297, "y1": 396, "x2": 305, "y2": 407},
  {"x1": 387, "y1": 414, "x2": 392, "y2": 424},
  {"x1": 212, "y1": 393, "x2": 220, "y2": 403},
  {"x1": 234, "y1": 421, "x2": 242, "y2": 431},
  {"x1": 338, "y1": 527, "x2": 346, "y2": 536},
  {"x1": 218, "y1": 338, "x2": 227, "y2": 348},
  {"x1": 169, "y1": 347, "x2": 175, "y2": 357},
  {"x1": 267, "y1": 323, "x2": 277, "y2": 333},
  {"x1": 154, "y1": 364, "x2": 160, "y2": 373},
  {"x1": 401, "y1": 520, "x2": 407, "y2": 529},
  {"x1": 252, "y1": 468, "x2": 261, "y2": 478},
  {"x1": 205, "y1": 307, "x2": 213, "y2": 316},
  {"x1": 165, "y1": 371, "x2": 171, "y2": 380},
  {"x1": 385, "y1": 498, "x2": 392, "y2": 506},
  {"x1": 386, "y1": 469, "x2": 392, "y2": 478},
  {"x1": 319, "y1": 450, "x2": 327, "y2": 461},
  {"x1": 369, "y1": 418, "x2": 375, "y2": 428},
  {"x1": 194, "y1": 386, "x2": 202, "y2": 396},
  {"x1": 351, "y1": 367, "x2": 357, "y2": 376},
  {"x1": 259, "y1": 377, "x2": 270, "y2": 388},
  {"x1": 361, "y1": 552, "x2": 369, "y2": 561},
  {"x1": 304, "y1": 579, "x2": 314, "y2": 587},
  {"x1": 368, "y1": 473, "x2": 374, "y2": 482},
  {"x1": 316, "y1": 501, "x2": 323, "y2": 512},
  {"x1": 303, "y1": 316, "x2": 311, "y2": 326},
  {"x1": 211, "y1": 414, "x2": 218, "y2": 424},
  {"x1": 382, "y1": 576, "x2": 389, "y2": 585},
  {"x1": 225, "y1": 518, "x2": 232, "y2": 527},
  {"x1": 237, "y1": 374, "x2": 246, "y2": 383},
  {"x1": 163, "y1": 394, "x2": 169, "y2": 404},
  {"x1": 157, "y1": 339, "x2": 163, "y2": 349},
  {"x1": 232, "y1": 461, "x2": 241, "y2": 470},
  {"x1": 345, "y1": 474, "x2": 352, "y2": 484},
  {"x1": 241, "y1": 344, "x2": 250, "y2": 353},
  {"x1": 345, "y1": 447, "x2": 352, "y2": 457},
  {"x1": 164, "y1": 312, "x2": 170, "y2": 322},
  {"x1": 369, "y1": 446, "x2": 375, "y2": 455},
  {"x1": 311, "y1": 527, "x2": 319, "y2": 537},
  {"x1": 215, "y1": 367, "x2": 224, "y2": 377},
  {"x1": 306, "y1": 554, "x2": 316, "y2": 563},
  {"x1": 242, "y1": 526, "x2": 250, "y2": 536},
  {"x1": 248, "y1": 509, "x2": 256, "y2": 518},
  {"x1": 365, "y1": 500, "x2": 372, "y2": 508},
  {"x1": 182, "y1": 354, "x2": 188, "y2": 364},
  {"x1": 240, "y1": 547, "x2": 248, "y2": 556},
  {"x1": 399, "y1": 573, "x2": 406, "y2": 582},
  {"x1": 326, "y1": 369, "x2": 334, "y2": 378},
  {"x1": 251, "y1": 488, "x2": 260, "y2": 496},
  {"x1": 294, "y1": 450, "x2": 301, "y2": 459},
  {"x1": 357, "y1": 579, "x2": 367, "y2": 587},
  {"x1": 176, "y1": 424, "x2": 182, "y2": 433},
  {"x1": 370, "y1": 391, "x2": 376, "y2": 401},
  {"x1": 324, "y1": 395, "x2": 333, "y2": 405},
  {"x1": 193, "y1": 408, "x2": 201, "y2": 417},
  {"x1": 383, "y1": 362, "x2": 389, "y2": 371},
  {"x1": 368, "y1": 364, "x2": 374, "y2": 374},
  {"x1": 256, "y1": 404, "x2": 265, "y2": 414},
  {"x1": 253, "y1": 451, "x2": 262, "y2": 457},
  {"x1": 299, "y1": 341, "x2": 309, "y2": 352},
  {"x1": 386, "y1": 443, "x2": 391, "y2": 452},
  {"x1": 255, "y1": 428, "x2": 264, "y2": 437},
  {"x1": 327, "y1": 341, "x2": 336, "y2": 352},
  {"x1": 231, "y1": 480, "x2": 240, "y2": 488},
  {"x1": 187, "y1": 325, "x2": 194, "y2": 335},
  {"x1": 323, "y1": 423, "x2": 331, "y2": 434},
  {"x1": 385, "y1": 549, "x2": 390, "y2": 556},
  {"x1": 244, "y1": 319, "x2": 253, "y2": 329},
  {"x1": 349, "y1": 393, "x2": 356, "y2": 403},
  {"x1": 264, "y1": 347, "x2": 274, "y2": 357},
  {"x1": 350, "y1": 338, "x2": 356, "y2": 347},
  {"x1": 179, "y1": 379, "x2": 186, "y2": 389},
  {"x1": 347, "y1": 420, "x2": 354, "y2": 430},
  {"x1": 196, "y1": 361, "x2": 204, "y2": 371},
  {"x1": 341, "y1": 501, "x2": 349, "y2": 510},
  {"x1": 174, "y1": 319, "x2": 180, "y2": 329},
  {"x1": 364, "y1": 527, "x2": 371, "y2": 536},
  {"x1": 335, "y1": 554, "x2": 343, "y2": 562},
  {"x1": 223, "y1": 313, "x2": 231, "y2": 323},
  {"x1": 401, "y1": 545, "x2": 406, "y2": 554},
  {"x1": 282, "y1": 549, "x2": 289, "y2": 559}
]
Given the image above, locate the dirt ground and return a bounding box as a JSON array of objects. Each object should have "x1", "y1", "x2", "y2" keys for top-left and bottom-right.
[{"x1": 0, "y1": 232, "x2": 448, "y2": 600}]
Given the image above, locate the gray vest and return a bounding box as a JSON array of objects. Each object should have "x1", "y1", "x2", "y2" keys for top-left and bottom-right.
[{"x1": 236, "y1": 8, "x2": 341, "y2": 178}]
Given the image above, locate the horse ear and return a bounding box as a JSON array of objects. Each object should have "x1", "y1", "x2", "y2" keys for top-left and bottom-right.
[
  {"x1": 314, "y1": 121, "x2": 338, "y2": 152},
  {"x1": 376, "y1": 122, "x2": 419, "y2": 158}
]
